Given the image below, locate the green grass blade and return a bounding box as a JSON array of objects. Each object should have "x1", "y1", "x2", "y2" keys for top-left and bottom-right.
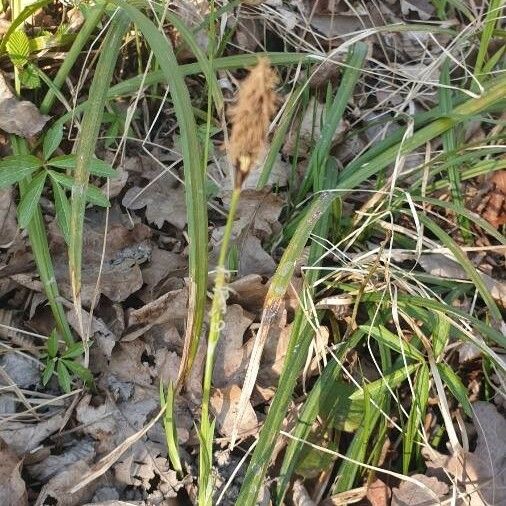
[
  {"x1": 296, "y1": 42, "x2": 368, "y2": 201},
  {"x1": 439, "y1": 58, "x2": 470, "y2": 240},
  {"x1": 337, "y1": 75, "x2": 506, "y2": 190},
  {"x1": 403, "y1": 364, "x2": 430, "y2": 473},
  {"x1": 472, "y1": 0, "x2": 504, "y2": 89},
  {"x1": 361, "y1": 324, "x2": 425, "y2": 362},
  {"x1": 165, "y1": 10, "x2": 223, "y2": 112},
  {"x1": 111, "y1": 0, "x2": 208, "y2": 382},
  {"x1": 437, "y1": 362, "x2": 472, "y2": 416},
  {"x1": 39, "y1": 2, "x2": 105, "y2": 115},
  {"x1": 68, "y1": 11, "x2": 130, "y2": 332},
  {"x1": 276, "y1": 331, "x2": 364, "y2": 503},
  {"x1": 415, "y1": 213, "x2": 502, "y2": 321}
]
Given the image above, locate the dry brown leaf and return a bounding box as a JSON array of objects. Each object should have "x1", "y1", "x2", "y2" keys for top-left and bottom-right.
[
  {"x1": 283, "y1": 98, "x2": 348, "y2": 157},
  {"x1": 210, "y1": 384, "x2": 258, "y2": 438},
  {"x1": 140, "y1": 246, "x2": 187, "y2": 298},
  {"x1": 0, "y1": 437, "x2": 27, "y2": 506},
  {"x1": 28, "y1": 439, "x2": 95, "y2": 482},
  {"x1": 67, "y1": 308, "x2": 117, "y2": 358},
  {"x1": 417, "y1": 253, "x2": 506, "y2": 307},
  {"x1": 0, "y1": 72, "x2": 49, "y2": 138},
  {"x1": 422, "y1": 402, "x2": 506, "y2": 505},
  {"x1": 208, "y1": 154, "x2": 289, "y2": 195},
  {"x1": 292, "y1": 480, "x2": 316, "y2": 506},
  {"x1": 122, "y1": 182, "x2": 187, "y2": 230},
  {"x1": 126, "y1": 286, "x2": 188, "y2": 329},
  {"x1": 391, "y1": 474, "x2": 448, "y2": 506},
  {"x1": 35, "y1": 461, "x2": 95, "y2": 506},
  {"x1": 482, "y1": 170, "x2": 506, "y2": 228},
  {"x1": 0, "y1": 412, "x2": 65, "y2": 455},
  {"x1": 0, "y1": 188, "x2": 18, "y2": 247},
  {"x1": 400, "y1": 0, "x2": 435, "y2": 20},
  {"x1": 366, "y1": 478, "x2": 391, "y2": 506},
  {"x1": 213, "y1": 304, "x2": 254, "y2": 387},
  {"x1": 52, "y1": 219, "x2": 152, "y2": 306},
  {"x1": 114, "y1": 443, "x2": 182, "y2": 496}
]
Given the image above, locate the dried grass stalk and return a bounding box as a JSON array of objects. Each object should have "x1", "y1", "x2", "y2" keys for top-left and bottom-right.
[{"x1": 228, "y1": 57, "x2": 279, "y2": 188}]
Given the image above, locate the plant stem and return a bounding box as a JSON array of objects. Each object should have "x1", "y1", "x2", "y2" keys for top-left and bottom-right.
[
  {"x1": 199, "y1": 186, "x2": 241, "y2": 504},
  {"x1": 11, "y1": 136, "x2": 74, "y2": 345}
]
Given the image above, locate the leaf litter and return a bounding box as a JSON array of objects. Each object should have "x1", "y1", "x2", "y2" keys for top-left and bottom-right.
[{"x1": 0, "y1": 0, "x2": 505, "y2": 504}]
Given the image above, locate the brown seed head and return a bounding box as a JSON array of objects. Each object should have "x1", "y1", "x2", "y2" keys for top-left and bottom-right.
[{"x1": 228, "y1": 58, "x2": 279, "y2": 188}]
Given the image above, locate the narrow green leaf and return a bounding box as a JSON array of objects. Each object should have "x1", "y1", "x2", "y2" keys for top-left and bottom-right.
[
  {"x1": 166, "y1": 10, "x2": 223, "y2": 111},
  {"x1": 47, "y1": 330, "x2": 59, "y2": 358},
  {"x1": 237, "y1": 44, "x2": 367, "y2": 505},
  {"x1": 67, "y1": 12, "x2": 130, "y2": 333},
  {"x1": 416, "y1": 213, "x2": 502, "y2": 321},
  {"x1": 0, "y1": 155, "x2": 41, "y2": 188},
  {"x1": 63, "y1": 359, "x2": 93, "y2": 384},
  {"x1": 10, "y1": 137, "x2": 74, "y2": 346},
  {"x1": 112, "y1": 0, "x2": 207, "y2": 380},
  {"x1": 433, "y1": 312, "x2": 451, "y2": 360},
  {"x1": 437, "y1": 362, "x2": 472, "y2": 416},
  {"x1": 349, "y1": 363, "x2": 419, "y2": 401},
  {"x1": 362, "y1": 324, "x2": 425, "y2": 362},
  {"x1": 43, "y1": 123, "x2": 64, "y2": 160},
  {"x1": 56, "y1": 360, "x2": 71, "y2": 393},
  {"x1": 17, "y1": 170, "x2": 46, "y2": 229},
  {"x1": 48, "y1": 170, "x2": 110, "y2": 207},
  {"x1": 297, "y1": 42, "x2": 368, "y2": 200},
  {"x1": 403, "y1": 364, "x2": 430, "y2": 473},
  {"x1": 48, "y1": 154, "x2": 118, "y2": 177},
  {"x1": 52, "y1": 179, "x2": 71, "y2": 244},
  {"x1": 62, "y1": 341, "x2": 85, "y2": 359},
  {"x1": 42, "y1": 359, "x2": 55, "y2": 386},
  {"x1": 277, "y1": 331, "x2": 363, "y2": 503}
]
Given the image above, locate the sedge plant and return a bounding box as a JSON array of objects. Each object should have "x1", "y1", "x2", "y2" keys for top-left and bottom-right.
[{"x1": 198, "y1": 57, "x2": 280, "y2": 505}]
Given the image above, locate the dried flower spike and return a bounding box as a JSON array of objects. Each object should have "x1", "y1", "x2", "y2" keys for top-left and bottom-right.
[{"x1": 228, "y1": 58, "x2": 279, "y2": 188}]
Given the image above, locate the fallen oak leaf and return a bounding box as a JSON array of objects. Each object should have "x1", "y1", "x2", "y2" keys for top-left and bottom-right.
[{"x1": 422, "y1": 402, "x2": 506, "y2": 505}]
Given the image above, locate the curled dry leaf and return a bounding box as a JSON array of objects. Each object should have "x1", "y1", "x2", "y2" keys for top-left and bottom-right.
[
  {"x1": 422, "y1": 402, "x2": 506, "y2": 505},
  {"x1": 400, "y1": 0, "x2": 435, "y2": 20},
  {"x1": 0, "y1": 437, "x2": 27, "y2": 506},
  {"x1": 0, "y1": 72, "x2": 49, "y2": 138},
  {"x1": 292, "y1": 480, "x2": 316, "y2": 506},
  {"x1": 28, "y1": 439, "x2": 95, "y2": 482},
  {"x1": 213, "y1": 304, "x2": 254, "y2": 387}
]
